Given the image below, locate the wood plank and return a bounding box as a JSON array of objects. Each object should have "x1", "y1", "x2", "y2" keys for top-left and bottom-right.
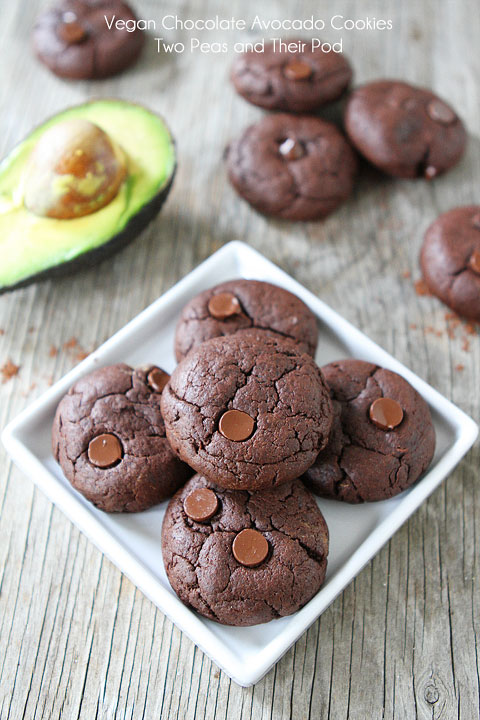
[{"x1": 0, "y1": 0, "x2": 478, "y2": 717}]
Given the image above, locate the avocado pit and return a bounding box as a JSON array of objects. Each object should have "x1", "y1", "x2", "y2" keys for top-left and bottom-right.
[{"x1": 24, "y1": 118, "x2": 126, "y2": 219}]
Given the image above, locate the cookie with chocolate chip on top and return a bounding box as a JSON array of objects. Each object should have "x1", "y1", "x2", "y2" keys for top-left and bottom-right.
[
  {"x1": 421, "y1": 205, "x2": 480, "y2": 321},
  {"x1": 162, "y1": 474, "x2": 329, "y2": 625},
  {"x1": 174, "y1": 279, "x2": 319, "y2": 361},
  {"x1": 231, "y1": 38, "x2": 352, "y2": 113},
  {"x1": 344, "y1": 80, "x2": 466, "y2": 179},
  {"x1": 226, "y1": 113, "x2": 357, "y2": 221},
  {"x1": 161, "y1": 332, "x2": 334, "y2": 491},
  {"x1": 52, "y1": 363, "x2": 192, "y2": 512},
  {"x1": 33, "y1": 0, "x2": 144, "y2": 80},
  {"x1": 302, "y1": 359, "x2": 436, "y2": 503}
]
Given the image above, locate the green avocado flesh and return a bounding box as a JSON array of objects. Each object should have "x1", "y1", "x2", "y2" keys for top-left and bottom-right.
[{"x1": 0, "y1": 100, "x2": 175, "y2": 291}]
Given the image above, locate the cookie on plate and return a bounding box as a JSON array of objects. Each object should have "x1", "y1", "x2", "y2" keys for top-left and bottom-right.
[
  {"x1": 344, "y1": 80, "x2": 466, "y2": 179},
  {"x1": 226, "y1": 114, "x2": 357, "y2": 221},
  {"x1": 33, "y1": 0, "x2": 144, "y2": 80},
  {"x1": 231, "y1": 38, "x2": 352, "y2": 113},
  {"x1": 52, "y1": 363, "x2": 192, "y2": 512},
  {"x1": 302, "y1": 359, "x2": 436, "y2": 503},
  {"x1": 174, "y1": 279, "x2": 319, "y2": 361},
  {"x1": 162, "y1": 474, "x2": 329, "y2": 626},
  {"x1": 161, "y1": 332, "x2": 333, "y2": 490},
  {"x1": 421, "y1": 206, "x2": 480, "y2": 321}
]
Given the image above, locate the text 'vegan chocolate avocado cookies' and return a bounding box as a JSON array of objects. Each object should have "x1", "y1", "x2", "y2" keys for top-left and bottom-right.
[
  {"x1": 161, "y1": 333, "x2": 333, "y2": 490},
  {"x1": 162, "y1": 474, "x2": 329, "y2": 626},
  {"x1": 33, "y1": 0, "x2": 144, "y2": 80},
  {"x1": 302, "y1": 359, "x2": 435, "y2": 503},
  {"x1": 226, "y1": 114, "x2": 357, "y2": 221},
  {"x1": 231, "y1": 39, "x2": 352, "y2": 113},
  {"x1": 52, "y1": 363, "x2": 192, "y2": 512},
  {"x1": 344, "y1": 80, "x2": 466, "y2": 179},
  {"x1": 174, "y1": 279, "x2": 319, "y2": 361},
  {"x1": 420, "y1": 206, "x2": 480, "y2": 322}
]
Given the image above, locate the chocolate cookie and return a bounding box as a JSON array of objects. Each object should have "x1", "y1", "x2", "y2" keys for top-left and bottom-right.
[
  {"x1": 33, "y1": 1, "x2": 144, "y2": 80},
  {"x1": 161, "y1": 333, "x2": 333, "y2": 490},
  {"x1": 231, "y1": 39, "x2": 352, "y2": 113},
  {"x1": 420, "y1": 206, "x2": 480, "y2": 321},
  {"x1": 174, "y1": 279, "x2": 319, "y2": 361},
  {"x1": 302, "y1": 359, "x2": 436, "y2": 503},
  {"x1": 226, "y1": 114, "x2": 357, "y2": 221},
  {"x1": 344, "y1": 80, "x2": 466, "y2": 179},
  {"x1": 162, "y1": 474, "x2": 329, "y2": 625},
  {"x1": 52, "y1": 363, "x2": 192, "y2": 512}
]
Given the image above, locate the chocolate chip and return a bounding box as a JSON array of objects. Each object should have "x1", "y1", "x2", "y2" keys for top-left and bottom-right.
[
  {"x1": 424, "y1": 165, "x2": 438, "y2": 180},
  {"x1": 283, "y1": 60, "x2": 312, "y2": 81},
  {"x1": 184, "y1": 488, "x2": 219, "y2": 523},
  {"x1": 147, "y1": 367, "x2": 170, "y2": 393},
  {"x1": 472, "y1": 214, "x2": 480, "y2": 230},
  {"x1": 58, "y1": 19, "x2": 87, "y2": 45},
  {"x1": 207, "y1": 292, "x2": 242, "y2": 320},
  {"x1": 469, "y1": 250, "x2": 480, "y2": 275},
  {"x1": 232, "y1": 528, "x2": 269, "y2": 567},
  {"x1": 88, "y1": 433, "x2": 123, "y2": 468},
  {"x1": 427, "y1": 99, "x2": 457, "y2": 125},
  {"x1": 219, "y1": 409, "x2": 255, "y2": 441},
  {"x1": 279, "y1": 137, "x2": 305, "y2": 160},
  {"x1": 369, "y1": 398, "x2": 404, "y2": 431}
]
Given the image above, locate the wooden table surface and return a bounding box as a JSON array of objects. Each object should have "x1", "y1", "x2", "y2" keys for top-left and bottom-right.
[{"x1": 1, "y1": 0, "x2": 479, "y2": 717}]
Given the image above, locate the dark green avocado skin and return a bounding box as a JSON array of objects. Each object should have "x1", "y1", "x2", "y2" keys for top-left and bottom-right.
[{"x1": 0, "y1": 167, "x2": 175, "y2": 294}]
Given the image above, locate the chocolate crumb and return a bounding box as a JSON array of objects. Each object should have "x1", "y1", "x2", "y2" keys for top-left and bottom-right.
[
  {"x1": 415, "y1": 279, "x2": 431, "y2": 296},
  {"x1": 63, "y1": 337, "x2": 78, "y2": 351},
  {"x1": 1, "y1": 359, "x2": 20, "y2": 383}
]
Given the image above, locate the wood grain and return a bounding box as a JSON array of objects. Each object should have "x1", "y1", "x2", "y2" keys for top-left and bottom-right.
[{"x1": 0, "y1": 0, "x2": 479, "y2": 717}]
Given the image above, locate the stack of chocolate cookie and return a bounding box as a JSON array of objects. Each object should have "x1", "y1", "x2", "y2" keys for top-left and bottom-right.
[{"x1": 52, "y1": 279, "x2": 436, "y2": 626}]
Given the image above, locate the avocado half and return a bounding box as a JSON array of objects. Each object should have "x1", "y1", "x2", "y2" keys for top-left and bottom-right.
[{"x1": 0, "y1": 99, "x2": 176, "y2": 292}]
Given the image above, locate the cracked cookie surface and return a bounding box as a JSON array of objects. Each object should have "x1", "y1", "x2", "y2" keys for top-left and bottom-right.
[
  {"x1": 230, "y1": 39, "x2": 352, "y2": 113},
  {"x1": 161, "y1": 333, "x2": 333, "y2": 490},
  {"x1": 226, "y1": 114, "x2": 357, "y2": 221},
  {"x1": 162, "y1": 474, "x2": 329, "y2": 625},
  {"x1": 174, "y1": 279, "x2": 319, "y2": 361},
  {"x1": 344, "y1": 80, "x2": 466, "y2": 179},
  {"x1": 33, "y1": 0, "x2": 144, "y2": 80},
  {"x1": 52, "y1": 363, "x2": 192, "y2": 512},
  {"x1": 421, "y1": 206, "x2": 480, "y2": 321},
  {"x1": 302, "y1": 359, "x2": 436, "y2": 503}
]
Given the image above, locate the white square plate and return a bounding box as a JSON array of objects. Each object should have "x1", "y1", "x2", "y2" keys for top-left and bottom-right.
[{"x1": 3, "y1": 241, "x2": 478, "y2": 687}]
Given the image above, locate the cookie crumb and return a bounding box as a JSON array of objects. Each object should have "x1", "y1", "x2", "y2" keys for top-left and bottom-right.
[
  {"x1": 415, "y1": 279, "x2": 431, "y2": 296},
  {"x1": 49, "y1": 345, "x2": 58, "y2": 357},
  {"x1": 402, "y1": 270, "x2": 411, "y2": 279},
  {"x1": 462, "y1": 337, "x2": 470, "y2": 352},
  {"x1": 1, "y1": 359, "x2": 20, "y2": 383},
  {"x1": 0, "y1": 329, "x2": 4, "y2": 336},
  {"x1": 409, "y1": 323, "x2": 417, "y2": 330},
  {"x1": 455, "y1": 363, "x2": 465, "y2": 372},
  {"x1": 63, "y1": 337, "x2": 78, "y2": 351},
  {"x1": 75, "y1": 350, "x2": 89, "y2": 362}
]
